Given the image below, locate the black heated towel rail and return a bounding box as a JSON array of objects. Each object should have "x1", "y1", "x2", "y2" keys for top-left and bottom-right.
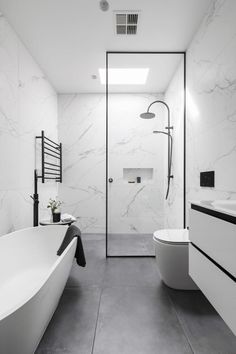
[
  {"x1": 31, "y1": 130, "x2": 62, "y2": 226},
  {"x1": 39, "y1": 130, "x2": 62, "y2": 183}
]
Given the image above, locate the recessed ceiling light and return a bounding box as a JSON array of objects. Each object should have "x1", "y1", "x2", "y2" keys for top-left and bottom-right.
[{"x1": 99, "y1": 68, "x2": 149, "y2": 85}]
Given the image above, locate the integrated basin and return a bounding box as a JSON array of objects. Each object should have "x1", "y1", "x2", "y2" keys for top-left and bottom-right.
[{"x1": 211, "y1": 200, "x2": 236, "y2": 215}]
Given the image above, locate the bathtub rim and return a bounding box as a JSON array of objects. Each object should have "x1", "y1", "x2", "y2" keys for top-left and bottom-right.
[
  {"x1": 0, "y1": 225, "x2": 66, "y2": 241},
  {"x1": 0, "y1": 226, "x2": 76, "y2": 321}
]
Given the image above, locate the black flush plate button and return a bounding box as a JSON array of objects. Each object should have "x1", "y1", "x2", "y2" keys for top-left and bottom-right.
[{"x1": 200, "y1": 171, "x2": 215, "y2": 187}]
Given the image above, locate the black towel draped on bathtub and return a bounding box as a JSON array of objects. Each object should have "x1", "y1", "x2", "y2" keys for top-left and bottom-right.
[{"x1": 57, "y1": 225, "x2": 86, "y2": 267}]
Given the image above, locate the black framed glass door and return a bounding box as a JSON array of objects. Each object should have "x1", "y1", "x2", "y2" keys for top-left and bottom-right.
[{"x1": 106, "y1": 52, "x2": 186, "y2": 257}]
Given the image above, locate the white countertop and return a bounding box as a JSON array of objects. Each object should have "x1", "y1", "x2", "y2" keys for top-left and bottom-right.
[{"x1": 190, "y1": 200, "x2": 236, "y2": 218}]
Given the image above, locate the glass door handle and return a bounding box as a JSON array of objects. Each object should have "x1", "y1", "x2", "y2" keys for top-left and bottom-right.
[{"x1": 108, "y1": 178, "x2": 113, "y2": 183}]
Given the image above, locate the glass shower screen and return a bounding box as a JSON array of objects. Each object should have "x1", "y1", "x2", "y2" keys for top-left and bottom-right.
[{"x1": 106, "y1": 52, "x2": 185, "y2": 256}]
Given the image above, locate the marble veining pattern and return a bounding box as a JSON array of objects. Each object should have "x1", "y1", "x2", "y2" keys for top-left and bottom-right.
[
  {"x1": 0, "y1": 14, "x2": 58, "y2": 235},
  {"x1": 2, "y1": 0, "x2": 235, "y2": 237},
  {"x1": 164, "y1": 60, "x2": 185, "y2": 228},
  {"x1": 59, "y1": 93, "x2": 166, "y2": 234},
  {"x1": 186, "y1": 0, "x2": 236, "y2": 219}
]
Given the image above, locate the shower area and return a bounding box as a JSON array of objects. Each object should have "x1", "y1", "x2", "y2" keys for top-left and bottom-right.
[{"x1": 106, "y1": 52, "x2": 186, "y2": 257}]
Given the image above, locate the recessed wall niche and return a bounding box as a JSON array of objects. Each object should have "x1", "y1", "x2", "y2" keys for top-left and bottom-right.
[{"x1": 123, "y1": 168, "x2": 153, "y2": 183}]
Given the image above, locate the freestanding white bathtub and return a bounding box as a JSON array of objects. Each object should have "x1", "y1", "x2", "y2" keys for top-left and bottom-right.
[{"x1": 0, "y1": 225, "x2": 77, "y2": 354}]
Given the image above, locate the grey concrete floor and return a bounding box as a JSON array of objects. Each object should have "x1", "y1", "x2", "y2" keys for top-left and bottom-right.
[
  {"x1": 107, "y1": 233, "x2": 155, "y2": 256},
  {"x1": 36, "y1": 234, "x2": 236, "y2": 354}
]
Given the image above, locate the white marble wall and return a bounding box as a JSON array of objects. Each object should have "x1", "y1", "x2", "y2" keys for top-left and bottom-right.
[
  {"x1": 58, "y1": 94, "x2": 106, "y2": 233},
  {"x1": 186, "y1": 0, "x2": 236, "y2": 220},
  {"x1": 108, "y1": 94, "x2": 165, "y2": 234},
  {"x1": 0, "y1": 13, "x2": 58, "y2": 235},
  {"x1": 58, "y1": 93, "x2": 165, "y2": 234},
  {"x1": 164, "y1": 61, "x2": 185, "y2": 228}
]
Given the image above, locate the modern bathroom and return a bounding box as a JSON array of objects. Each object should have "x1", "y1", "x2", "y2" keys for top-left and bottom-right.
[{"x1": 0, "y1": 0, "x2": 235, "y2": 353}]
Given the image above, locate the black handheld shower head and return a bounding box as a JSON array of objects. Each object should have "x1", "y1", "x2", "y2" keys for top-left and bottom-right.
[{"x1": 153, "y1": 130, "x2": 170, "y2": 136}]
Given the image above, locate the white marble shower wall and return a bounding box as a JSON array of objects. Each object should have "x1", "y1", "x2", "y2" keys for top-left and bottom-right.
[
  {"x1": 58, "y1": 93, "x2": 165, "y2": 234},
  {"x1": 186, "y1": 0, "x2": 236, "y2": 219},
  {"x1": 0, "y1": 13, "x2": 58, "y2": 235},
  {"x1": 58, "y1": 94, "x2": 106, "y2": 233},
  {"x1": 108, "y1": 94, "x2": 165, "y2": 234},
  {"x1": 164, "y1": 61, "x2": 184, "y2": 228}
]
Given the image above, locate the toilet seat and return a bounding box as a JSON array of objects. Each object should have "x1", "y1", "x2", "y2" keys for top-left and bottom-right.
[{"x1": 153, "y1": 229, "x2": 189, "y2": 245}]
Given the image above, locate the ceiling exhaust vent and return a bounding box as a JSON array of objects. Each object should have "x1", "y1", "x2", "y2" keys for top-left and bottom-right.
[{"x1": 114, "y1": 11, "x2": 139, "y2": 35}]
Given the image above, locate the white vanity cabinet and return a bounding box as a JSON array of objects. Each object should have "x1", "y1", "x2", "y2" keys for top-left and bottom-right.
[{"x1": 189, "y1": 203, "x2": 236, "y2": 336}]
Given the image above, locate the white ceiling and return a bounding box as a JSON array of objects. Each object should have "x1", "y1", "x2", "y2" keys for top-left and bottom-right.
[
  {"x1": 0, "y1": 0, "x2": 212, "y2": 93},
  {"x1": 106, "y1": 53, "x2": 183, "y2": 93}
]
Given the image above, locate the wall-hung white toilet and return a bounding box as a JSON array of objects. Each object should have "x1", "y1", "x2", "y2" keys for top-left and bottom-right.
[{"x1": 153, "y1": 229, "x2": 198, "y2": 290}]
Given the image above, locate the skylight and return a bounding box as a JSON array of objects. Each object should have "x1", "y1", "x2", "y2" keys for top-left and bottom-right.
[{"x1": 99, "y1": 68, "x2": 149, "y2": 85}]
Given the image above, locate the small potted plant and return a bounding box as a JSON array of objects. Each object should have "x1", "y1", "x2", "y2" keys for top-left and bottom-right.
[{"x1": 47, "y1": 198, "x2": 62, "y2": 222}]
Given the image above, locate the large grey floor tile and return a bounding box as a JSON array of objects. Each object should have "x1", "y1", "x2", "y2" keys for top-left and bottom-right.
[
  {"x1": 167, "y1": 288, "x2": 236, "y2": 354},
  {"x1": 93, "y1": 286, "x2": 192, "y2": 354},
  {"x1": 36, "y1": 236, "x2": 236, "y2": 354},
  {"x1": 66, "y1": 234, "x2": 106, "y2": 287},
  {"x1": 103, "y1": 257, "x2": 160, "y2": 288},
  {"x1": 36, "y1": 287, "x2": 101, "y2": 354},
  {"x1": 108, "y1": 233, "x2": 155, "y2": 256}
]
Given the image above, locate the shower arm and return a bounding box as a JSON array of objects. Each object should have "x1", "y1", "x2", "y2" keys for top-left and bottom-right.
[
  {"x1": 147, "y1": 100, "x2": 172, "y2": 130},
  {"x1": 149, "y1": 100, "x2": 173, "y2": 199}
]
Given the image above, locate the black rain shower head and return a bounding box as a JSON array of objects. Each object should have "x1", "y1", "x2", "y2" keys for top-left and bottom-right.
[
  {"x1": 139, "y1": 100, "x2": 170, "y2": 120},
  {"x1": 139, "y1": 112, "x2": 155, "y2": 119}
]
